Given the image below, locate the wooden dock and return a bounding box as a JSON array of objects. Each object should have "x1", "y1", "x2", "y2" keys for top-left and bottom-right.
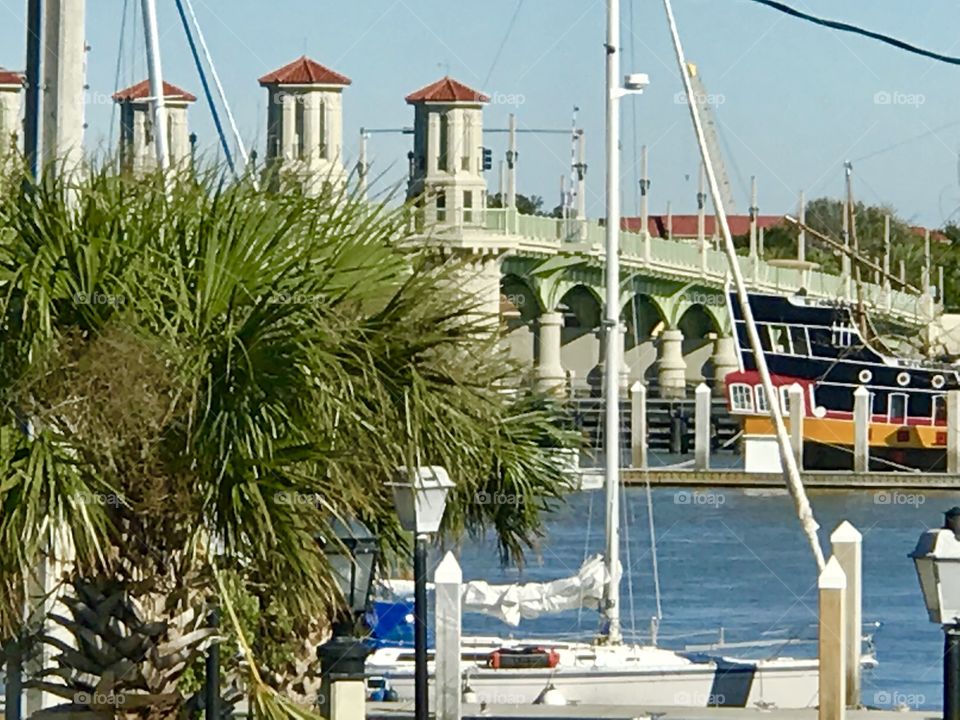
[
  {"x1": 617, "y1": 468, "x2": 959, "y2": 490},
  {"x1": 368, "y1": 702, "x2": 930, "y2": 720}
]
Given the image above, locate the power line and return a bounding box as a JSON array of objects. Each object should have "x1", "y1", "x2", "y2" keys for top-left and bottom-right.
[
  {"x1": 482, "y1": 0, "x2": 525, "y2": 88},
  {"x1": 747, "y1": 0, "x2": 960, "y2": 66}
]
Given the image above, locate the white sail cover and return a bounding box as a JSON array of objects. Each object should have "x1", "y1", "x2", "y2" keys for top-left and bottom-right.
[{"x1": 461, "y1": 554, "x2": 616, "y2": 627}]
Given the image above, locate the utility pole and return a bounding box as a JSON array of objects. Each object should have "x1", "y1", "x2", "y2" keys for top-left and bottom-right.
[
  {"x1": 42, "y1": 0, "x2": 86, "y2": 176},
  {"x1": 23, "y1": 0, "x2": 42, "y2": 178},
  {"x1": 141, "y1": 0, "x2": 169, "y2": 171}
]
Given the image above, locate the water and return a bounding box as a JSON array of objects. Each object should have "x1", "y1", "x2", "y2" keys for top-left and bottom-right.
[{"x1": 456, "y1": 487, "x2": 950, "y2": 710}]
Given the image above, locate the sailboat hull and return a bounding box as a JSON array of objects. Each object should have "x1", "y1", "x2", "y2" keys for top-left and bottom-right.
[{"x1": 367, "y1": 641, "x2": 832, "y2": 708}]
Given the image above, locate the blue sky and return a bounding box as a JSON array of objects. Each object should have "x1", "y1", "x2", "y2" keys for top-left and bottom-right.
[{"x1": 2, "y1": 0, "x2": 960, "y2": 226}]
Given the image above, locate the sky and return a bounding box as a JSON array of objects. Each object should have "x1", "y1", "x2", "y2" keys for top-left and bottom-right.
[{"x1": 2, "y1": 0, "x2": 960, "y2": 227}]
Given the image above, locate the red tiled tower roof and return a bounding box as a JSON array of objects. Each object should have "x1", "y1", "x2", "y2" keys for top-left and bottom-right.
[
  {"x1": 0, "y1": 68, "x2": 24, "y2": 86},
  {"x1": 112, "y1": 79, "x2": 197, "y2": 102},
  {"x1": 405, "y1": 76, "x2": 489, "y2": 104},
  {"x1": 258, "y1": 56, "x2": 351, "y2": 87}
]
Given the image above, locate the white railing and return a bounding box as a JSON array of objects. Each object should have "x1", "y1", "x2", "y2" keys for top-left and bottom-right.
[{"x1": 481, "y1": 208, "x2": 929, "y2": 324}]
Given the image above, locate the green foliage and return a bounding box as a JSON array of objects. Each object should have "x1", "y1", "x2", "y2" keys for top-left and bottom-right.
[{"x1": 0, "y1": 166, "x2": 582, "y2": 714}]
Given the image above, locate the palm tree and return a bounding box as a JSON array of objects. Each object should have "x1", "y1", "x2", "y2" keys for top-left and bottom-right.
[{"x1": 0, "y1": 167, "x2": 581, "y2": 717}]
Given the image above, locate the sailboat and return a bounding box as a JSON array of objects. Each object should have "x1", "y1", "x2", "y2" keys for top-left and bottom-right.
[{"x1": 365, "y1": 0, "x2": 874, "y2": 709}]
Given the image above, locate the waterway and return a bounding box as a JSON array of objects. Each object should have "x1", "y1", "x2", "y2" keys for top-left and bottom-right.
[{"x1": 458, "y1": 486, "x2": 949, "y2": 710}]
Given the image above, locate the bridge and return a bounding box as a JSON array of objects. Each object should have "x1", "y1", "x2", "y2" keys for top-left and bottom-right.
[{"x1": 433, "y1": 205, "x2": 934, "y2": 399}]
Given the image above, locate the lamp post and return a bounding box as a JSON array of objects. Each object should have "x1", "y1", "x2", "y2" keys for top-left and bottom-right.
[
  {"x1": 910, "y1": 506, "x2": 960, "y2": 720},
  {"x1": 389, "y1": 466, "x2": 454, "y2": 720},
  {"x1": 316, "y1": 518, "x2": 379, "y2": 720}
]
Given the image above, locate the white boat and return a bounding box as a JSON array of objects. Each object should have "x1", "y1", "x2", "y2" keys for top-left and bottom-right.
[
  {"x1": 367, "y1": 0, "x2": 870, "y2": 709},
  {"x1": 367, "y1": 637, "x2": 853, "y2": 708}
]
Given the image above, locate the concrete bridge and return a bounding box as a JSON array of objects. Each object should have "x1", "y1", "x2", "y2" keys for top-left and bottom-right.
[{"x1": 432, "y1": 205, "x2": 933, "y2": 398}]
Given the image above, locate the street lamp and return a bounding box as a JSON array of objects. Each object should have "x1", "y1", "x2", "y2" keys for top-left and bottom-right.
[
  {"x1": 389, "y1": 466, "x2": 454, "y2": 720},
  {"x1": 910, "y1": 507, "x2": 960, "y2": 720},
  {"x1": 316, "y1": 518, "x2": 379, "y2": 719}
]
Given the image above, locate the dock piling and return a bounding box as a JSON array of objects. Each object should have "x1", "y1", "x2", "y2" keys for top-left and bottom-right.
[
  {"x1": 948, "y1": 391, "x2": 960, "y2": 475},
  {"x1": 695, "y1": 383, "x2": 710, "y2": 470},
  {"x1": 819, "y1": 556, "x2": 847, "y2": 720},
  {"x1": 435, "y1": 552, "x2": 462, "y2": 720},
  {"x1": 631, "y1": 381, "x2": 648, "y2": 468},
  {"x1": 788, "y1": 383, "x2": 804, "y2": 469},
  {"x1": 853, "y1": 386, "x2": 869, "y2": 473},
  {"x1": 830, "y1": 522, "x2": 862, "y2": 708}
]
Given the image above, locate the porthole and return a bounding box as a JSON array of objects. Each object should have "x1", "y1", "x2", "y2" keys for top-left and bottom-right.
[
  {"x1": 933, "y1": 374, "x2": 946, "y2": 389},
  {"x1": 858, "y1": 369, "x2": 872, "y2": 384},
  {"x1": 897, "y1": 372, "x2": 910, "y2": 387}
]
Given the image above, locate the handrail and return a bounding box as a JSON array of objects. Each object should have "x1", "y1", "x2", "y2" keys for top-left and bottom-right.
[{"x1": 477, "y1": 208, "x2": 930, "y2": 325}]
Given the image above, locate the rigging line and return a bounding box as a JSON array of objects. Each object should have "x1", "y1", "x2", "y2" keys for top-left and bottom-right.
[
  {"x1": 852, "y1": 119, "x2": 960, "y2": 164},
  {"x1": 482, "y1": 0, "x2": 525, "y2": 88},
  {"x1": 621, "y1": 479, "x2": 637, "y2": 637},
  {"x1": 173, "y1": 0, "x2": 237, "y2": 177},
  {"x1": 628, "y1": 0, "x2": 640, "y2": 216},
  {"x1": 746, "y1": 0, "x2": 960, "y2": 66},
  {"x1": 109, "y1": 0, "x2": 132, "y2": 151},
  {"x1": 180, "y1": 0, "x2": 255, "y2": 174},
  {"x1": 577, "y1": 465, "x2": 595, "y2": 628}
]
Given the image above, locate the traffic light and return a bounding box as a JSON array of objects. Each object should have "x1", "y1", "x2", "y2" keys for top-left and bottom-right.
[{"x1": 482, "y1": 147, "x2": 493, "y2": 172}]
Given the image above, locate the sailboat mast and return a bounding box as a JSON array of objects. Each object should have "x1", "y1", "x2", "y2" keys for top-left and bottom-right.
[
  {"x1": 140, "y1": 0, "x2": 169, "y2": 171},
  {"x1": 601, "y1": 0, "x2": 623, "y2": 644},
  {"x1": 661, "y1": 0, "x2": 825, "y2": 571}
]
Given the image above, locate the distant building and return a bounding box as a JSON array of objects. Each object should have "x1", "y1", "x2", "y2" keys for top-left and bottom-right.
[
  {"x1": 258, "y1": 56, "x2": 351, "y2": 196},
  {"x1": 0, "y1": 67, "x2": 24, "y2": 159},
  {"x1": 112, "y1": 80, "x2": 196, "y2": 175},
  {"x1": 621, "y1": 214, "x2": 784, "y2": 240}
]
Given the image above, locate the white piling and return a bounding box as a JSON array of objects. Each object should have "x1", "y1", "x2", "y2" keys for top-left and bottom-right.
[
  {"x1": 948, "y1": 390, "x2": 960, "y2": 475},
  {"x1": 435, "y1": 551, "x2": 462, "y2": 720},
  {"x1": 830, "y1": 522, "x2": 862, "y2": 708},
  {"x1": 853, "y1": 386, "x2": 870, "y2": 473},
  {"x1": 788, "y1": 383, "x2": 804, "y2": 469},
  {"x1": 631, "y1": 381, "x2": 648, "y2": 468},
  {"x1": 819, "y1": 556, "x2": 847, "y2": 720},
  {"x1": 695, "y1": 382, "x2": 711, "y2": 471}
]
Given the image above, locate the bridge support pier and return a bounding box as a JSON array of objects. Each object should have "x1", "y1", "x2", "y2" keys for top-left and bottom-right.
[
  {"x1": 535, "y1": 311, "x2": 566, "y2": 393},
  {"x1": 711, "y1": 334, "x2": 739, "y2": 396},
  {"x1": 657, "y1": 328, "x2": 686, "y2": 399},
  {"x1": 592, "y1": 324, "x2": 630, "y2": 395}
]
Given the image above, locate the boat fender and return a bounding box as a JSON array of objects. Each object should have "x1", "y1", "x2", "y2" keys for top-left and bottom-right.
[{"x1": 534, "y1": 683, "x2": 567, "y2": 706}]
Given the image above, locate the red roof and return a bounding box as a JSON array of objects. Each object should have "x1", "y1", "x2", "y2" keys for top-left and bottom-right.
[
  {"x1": 0, "y1": 68, "x2": 24, "y2": 86},
  {"x1": 622, "y1": 214, "x2": 785, "y2": 238},
  {"x1": 258, "y1": 56, "x2": 351, "y2": 87},
  {"x1": 112, "y1": 79, "x2": 197, "y2": 102},
  {"x1": 405, "y1": 76, "x2": 488, "y2": 104}
]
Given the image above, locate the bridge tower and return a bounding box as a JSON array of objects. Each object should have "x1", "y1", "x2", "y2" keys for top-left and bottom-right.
[
  {"x1": 0, "y1": 68, "x2": 23, "y2": 160},
  {"x1": 405, "y1": 76, "x2": 489, "y2": 228},
  {"x1": 258, "y1": 56, "x2": 351, "y2": 195},
  {"x1": 113, "y1": 80, "x2": 196, "y2": 175}
]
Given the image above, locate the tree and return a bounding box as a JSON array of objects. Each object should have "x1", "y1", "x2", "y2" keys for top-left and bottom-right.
[
  {"x1": 488, "y1": 191, "x2": 547, "y2": 216},
  {"x1": 0, "y1": 168, "x2": 581, "y2": 718}
]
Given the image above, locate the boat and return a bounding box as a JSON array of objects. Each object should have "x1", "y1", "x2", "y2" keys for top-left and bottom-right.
[
  {"x1": 364, "y1": 0, "x2": 877, "y2": 707},
  {"x1": 725, "y1": 291, "x2": 959, "y2": 472}
]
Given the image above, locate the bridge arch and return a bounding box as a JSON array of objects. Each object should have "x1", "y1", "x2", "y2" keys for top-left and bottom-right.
[
  {"x1": 558, "y1": 284, "x2": 602, "y2": 389},
  {"x1": 677, "y1": 303, "x2": 722, "y2": 385},
  {"x1": 500, "y1": 274, "x2": 540, "y2": 368},
  {"x1": 623, "y1": 293, "x2": 667, "y2": 383}
]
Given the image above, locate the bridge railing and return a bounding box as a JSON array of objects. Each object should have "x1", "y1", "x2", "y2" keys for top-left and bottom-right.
[{"x1": 482, "y1": 208, "x2": 927, "y2": 322}]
